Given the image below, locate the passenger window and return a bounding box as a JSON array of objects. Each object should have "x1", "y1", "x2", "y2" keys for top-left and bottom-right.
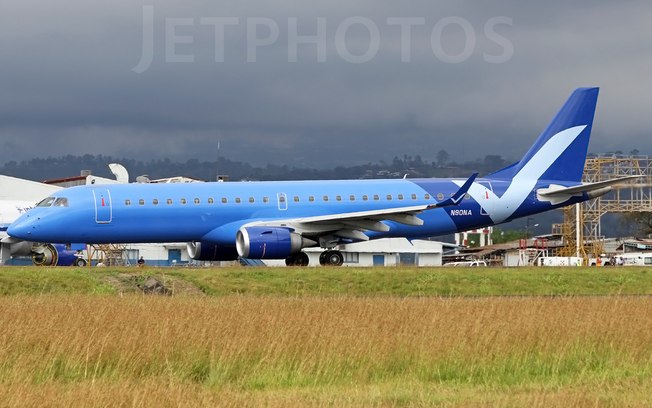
[
  {"x1": 386, "y1": 195, "x2": 392, "y2": 201},
  {"x1": 437, "y1": 193, "x2": 444, "y2": 201},
  {"x1": 263, "y1": 196, "x2": 269, "y2": 203},
  {"x1": 294, "y1": 196, "x2": 300, "y2": 202},
  {"x1": 336, "y1": 195, "x2": 342, "y2": 201},
  {"x1": 194, "y1": 198, "x2": 200, "y2": 205},
  {"x1": 125, "y1": 199, "x2": 131, "y2": 206},
  {"x1": 152, "y1": 199, "x2": 159, "y2": 205},
  {"x1": 235, "y1": 197, "x2": 241, "y2": 204},
  {"x1": 349, "y1": 195, "x2": 355, "y2": 201},
  {"x1": 362, "y1": 195, "x2": 368, "y2": 201},
  {"x1": 424, "y1": 194, "x2": 431, "y2": 200},
  {"x1": 373, "y1": 195, "x2": 379, "y2": 201},
  {"x1": 398, "y1": 194, "x2": 404, "y2": 201},
  {"x1": 411, "y1": 193, "x2": 417, "y2": 200},
  {"x1": 36, "y1": 197, "x2": 56, "y2": 207},
  {"x1": 207, "y1": 198, "x2": 214, "y2": 204},
  {"x1": 139, "y1": 199, "x2": 145, "y2": 205},
  {"x1": 167, "y1": 199, "x2": 173, "y2": 205},
  {"x1": 222, "y1": 197, "x2": 228, "y2": 204},
  {"x1": 249, "y1": 197, "x2": 255, "y2": 203},
  {"x1": 323, "y1": 195, "x2": 329, "y2": 202},
  {"x1": 180, "y1": 198, "x2": 187, "y2": 205},
  {"x1": 279, "y1": 196, "x2": 286, "y2": 203},
  {"x1": 309, "y1": 196, "x2": 315, "y2": 202}
]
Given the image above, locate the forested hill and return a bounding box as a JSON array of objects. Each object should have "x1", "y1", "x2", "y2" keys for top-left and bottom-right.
[{"x1": 0, "y1": 153, "x2": 510, "y2": 183}]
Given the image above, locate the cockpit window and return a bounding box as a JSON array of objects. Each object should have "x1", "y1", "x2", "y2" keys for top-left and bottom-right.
[
  {"x1": 53, "y1": 197, "x2": 69, "y2": 207},
  {"x1": 36, "y1": 197, "x2": 56, "y2": 207}
]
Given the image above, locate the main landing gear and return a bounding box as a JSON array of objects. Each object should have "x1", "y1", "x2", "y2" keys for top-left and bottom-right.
[
  {"x1": 319, "y1": 250, "x2": 344, "y2": 266},
  {"x1": 285, "y1": 252, "x2": 310, "y2": 266},
  {"x1": 284, "y1": 250, "x2": 345, "y2": 266}
]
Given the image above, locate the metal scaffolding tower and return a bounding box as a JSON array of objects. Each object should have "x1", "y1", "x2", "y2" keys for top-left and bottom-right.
[
  {"x1": 553, "y1": 155, "x2": 652, "y2": 258},
  {"x1": 90, "y1": 244, "x2": 130, "y2": 266}
]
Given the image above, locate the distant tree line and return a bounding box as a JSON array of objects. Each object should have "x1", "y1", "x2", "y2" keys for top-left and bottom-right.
[{"x1": 0, "y1": 151, "x2": 512, "y2": 183}]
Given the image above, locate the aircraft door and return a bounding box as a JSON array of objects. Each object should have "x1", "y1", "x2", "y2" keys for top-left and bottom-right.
[
  {"x1": 93, "y1": 189, "x2": 112, "y2": 223},
  {"x1": 277, "y1": 193, "x2": 288, "y2": 211}
]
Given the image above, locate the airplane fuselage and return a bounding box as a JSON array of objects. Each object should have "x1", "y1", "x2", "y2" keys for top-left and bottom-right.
[{"x1": 8, "y1": 177, "x2": 583, "y2": 245}]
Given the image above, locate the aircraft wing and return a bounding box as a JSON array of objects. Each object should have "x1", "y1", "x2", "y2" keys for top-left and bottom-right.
[{"x1": 243, "y1": 173, "x2": 477, "y2": 243}]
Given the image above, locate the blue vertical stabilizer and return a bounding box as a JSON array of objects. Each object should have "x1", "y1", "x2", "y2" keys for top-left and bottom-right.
[{"x1": 489, "y1": 87, "x2": 599, "y2": 182}]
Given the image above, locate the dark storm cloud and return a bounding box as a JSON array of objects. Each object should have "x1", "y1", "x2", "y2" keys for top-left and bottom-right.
[{"x1": 1, "y1": 1, "x2": 651, "y2": 168}]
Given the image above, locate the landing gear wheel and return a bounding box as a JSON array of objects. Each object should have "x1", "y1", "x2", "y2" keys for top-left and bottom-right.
[
  {"x1": 74, "y1": 258, "x2": 87, "y2": 267},
  {"x1": 286, "y1": 252, "x2": 310, "y2": 266},
  {"x1": 285, "y1": 254, "x2": 297, "y2": 266},
  {"x1": 325, "y1": 250, "x2": 344, "y2": 266},
  {"x1": 295, "y1": 252, "x2": 309, "y2": 266},
  {"x1": 319, "y1": 251, "x2": 328, "y2": 266}
]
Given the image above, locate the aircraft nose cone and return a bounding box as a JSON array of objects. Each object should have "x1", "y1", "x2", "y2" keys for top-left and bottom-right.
[{"x1": 7, "y1": 216, "x2": 36, "y2": 240}]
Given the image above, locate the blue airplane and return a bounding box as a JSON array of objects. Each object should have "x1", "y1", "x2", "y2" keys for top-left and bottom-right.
[{"x1": 8, "y1": 87, "x2": 638, "y2": 266}]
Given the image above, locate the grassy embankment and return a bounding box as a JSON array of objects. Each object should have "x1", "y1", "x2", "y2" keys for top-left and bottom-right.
[
  {"x1": 2, "y1": 265, "x2": 652, "y2": 296},
  {"x1": 0, "y1": 266, "x2": 651, "y2": 407}
]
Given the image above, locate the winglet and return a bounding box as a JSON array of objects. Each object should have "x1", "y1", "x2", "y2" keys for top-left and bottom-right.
[{"x1": 430, "y1": 172, "x2": 478, "y2": 208}]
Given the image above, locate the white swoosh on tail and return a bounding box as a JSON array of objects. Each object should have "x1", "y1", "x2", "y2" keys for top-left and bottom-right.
[{"x1": 453, "y1": 125, "x2": 587, "y2": 223}]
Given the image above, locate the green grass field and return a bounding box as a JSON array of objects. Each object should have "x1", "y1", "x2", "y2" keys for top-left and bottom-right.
[
  {"x1": 1, "y1": 266, "x2": 651, "y2": 407},
  {"x1": 1, "y1": 265, "x2": 652, "y2": 297}
]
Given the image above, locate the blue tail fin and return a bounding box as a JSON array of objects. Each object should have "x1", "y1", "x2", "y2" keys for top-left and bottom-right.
[{"x1": 489, "y1": 87, "x2": 599, "y2": 182}]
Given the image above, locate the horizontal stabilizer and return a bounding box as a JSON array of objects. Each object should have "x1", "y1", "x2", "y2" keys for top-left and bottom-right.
[{"x1": 537, "y1": 175, "x2": 642, "y2": 204}]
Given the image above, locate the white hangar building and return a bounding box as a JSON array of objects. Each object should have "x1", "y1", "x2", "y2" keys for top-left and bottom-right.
[{"x1": 263, "y1": 238, "x2": 444, "y2": 267}]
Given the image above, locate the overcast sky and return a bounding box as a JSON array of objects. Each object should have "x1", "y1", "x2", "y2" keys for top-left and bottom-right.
[{"x1": 1, "y1": 1, "x2": 651, "y2": 168}]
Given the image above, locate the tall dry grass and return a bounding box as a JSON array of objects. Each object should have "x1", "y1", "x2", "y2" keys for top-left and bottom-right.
[{"x1": 0, "y1": 295, "x2": 651, "y2": 407}]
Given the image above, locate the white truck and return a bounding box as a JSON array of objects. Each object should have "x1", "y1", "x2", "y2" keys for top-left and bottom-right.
[
  {"x1": 537, "y1": 257, "x2": 583, "y2": 267},
  {"x1": 616, "y1": 252, "x2": 652, "y2": 266}
]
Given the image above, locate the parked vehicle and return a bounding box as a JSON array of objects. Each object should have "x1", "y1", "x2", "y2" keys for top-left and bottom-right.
[
  {"x1": 538, "y1": 257, "x2": 583, "y2": 267},
  {"x1": 446, "y1": 261, "x2": 487, "y2": 267},
  {"x1": 616, "y1": 252, "x2": 652, "y2": 266}
]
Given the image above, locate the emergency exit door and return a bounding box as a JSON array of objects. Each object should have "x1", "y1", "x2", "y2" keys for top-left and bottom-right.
[{"x1": 93, "y1": 189, "x2": 112, "y2": 223}]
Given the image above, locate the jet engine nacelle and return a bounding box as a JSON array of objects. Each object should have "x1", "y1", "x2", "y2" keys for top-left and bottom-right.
[
  {"x1": 187, "y1": 241, "x2": 239, "y2": 261},
  {"x1": 9, "y1": 240, "x2": 33, "y2": 257},
  {"x1": 32, "y1": 243, "x2": 86, "y2": 266},
  {"x1": 236, "y1": 227, "x2": 315, "y2": 259},
  {"x1": 0, "y1": 240, "x2": 33, "y2": 265}
]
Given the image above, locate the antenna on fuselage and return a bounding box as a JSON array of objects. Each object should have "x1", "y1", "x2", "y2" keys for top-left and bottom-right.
[{"x1": 216, "y1": 140, "x2": 221, "y2": 182}]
